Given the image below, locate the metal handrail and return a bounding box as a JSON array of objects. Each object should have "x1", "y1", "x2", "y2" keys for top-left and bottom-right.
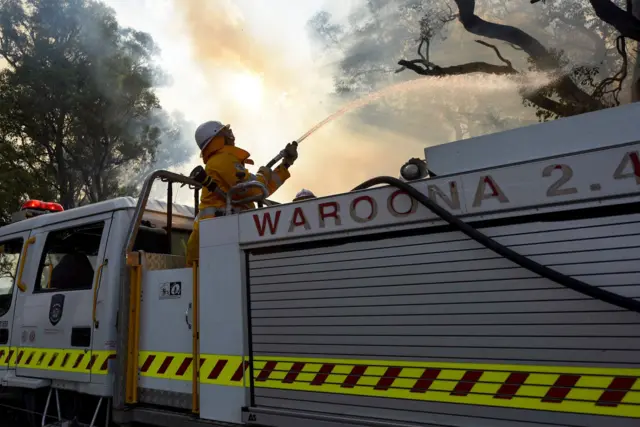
[
  {"x1": 124, "y1": 170, "x2": 201, "y2": 255},
  {"x1": 225, "y1": 181, "x2": 270, "y2": 215}
]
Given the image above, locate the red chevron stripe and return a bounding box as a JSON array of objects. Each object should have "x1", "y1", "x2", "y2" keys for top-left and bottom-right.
[
  {"x1": 48, "y1": 352, "x2": 58, "y2": 367},
  {"x1": 230, "y1": 361, "x2": 249, "y2": 382},
  {"x1": 411, "y1": 368, "x2": 441, "y2": 393},
  {"x1": 60, "y1": 352, "x2": 69, "y2": 367},
  {"x1": 157, "y1": 356, "x2": 174, "y2": 375},
  {"x1": 256, "y1": 361, "x2": 278, "y2": 382},
  {"x1": 175, "y1": 357, "x2": 193, "y2": 376},
  {"x1": 375, "y1": 367, "x2": 402, "y2": 391},
  {"x1": 72, "y1": 354, "x2": 84, "y2": 369},
  {"x1": 542, "y1": 375, "x2": 580, "y2": 403},
  {"x1": 451, "y1": 371, "x2": 483, "y2": 396},
  {"x1": 494, "y1": 372, "x2": 529, "y2": 400},
  {"x1": 207, "y1": 359, "x2": 228, "y2": 380},
  {"x1": 596, "y1": 377, "x2": 637, "y2": 407},
  {"x1": 311, "y1": 364, "x2": 334, "y2": 386},
  {"x1": 85, "y1": 355, "x2": 98, "y2": 371},
  {"x1": 283, "y1": 362, "x2": 305, "y2": 384},
  {"x1": 342, "y1": 365, "x2": 368, "y2": 388},
  {"x1": 100, "y1": 354, "x2": 116, "y2": 371},
  {"x1": 140, "y1": 355, "x2": 156, "y2": 373}
]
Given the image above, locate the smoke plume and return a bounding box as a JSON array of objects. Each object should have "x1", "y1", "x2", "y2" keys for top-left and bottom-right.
[{"x1": 106, "y1": 0, "x2": 610, "y2": 202}]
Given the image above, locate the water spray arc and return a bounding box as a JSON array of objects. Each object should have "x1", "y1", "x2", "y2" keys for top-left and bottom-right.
[{"x1": 266, "y1": 72, "x2": 553, "y2": 169}]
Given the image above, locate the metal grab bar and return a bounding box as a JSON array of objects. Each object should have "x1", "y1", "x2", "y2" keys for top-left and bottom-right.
[
  {"x1": 125, "y1": 170, "x2": 201, "y2": 255},
  {"x1": 92, "y1": 259, "x2": 108, "y2": 329},
  {"x1": 225, "y1": 181, "x2": 270, "y2": 215},
  {"x1": 17, "y1": 236, "x2": 36, "y2": 292}
]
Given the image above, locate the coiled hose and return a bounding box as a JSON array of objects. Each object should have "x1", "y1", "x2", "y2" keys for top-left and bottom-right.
[{"x1": 352, "y1": 176, "x2": 640, "y2": 313}]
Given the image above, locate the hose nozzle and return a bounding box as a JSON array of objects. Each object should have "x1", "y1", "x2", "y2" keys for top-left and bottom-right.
[{"x1": 266, "y1": 140, "x2": 298, "y2": 169}]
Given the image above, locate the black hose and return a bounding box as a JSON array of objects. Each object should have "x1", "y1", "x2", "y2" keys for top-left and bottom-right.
[{"x1": 352, "y1": 176, "x2": 640, "y2": 313}]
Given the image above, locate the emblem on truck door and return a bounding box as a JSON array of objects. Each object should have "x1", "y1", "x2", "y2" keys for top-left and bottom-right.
[{"x1": 49, "y1": 294, "x2": 65, "y2": 326}]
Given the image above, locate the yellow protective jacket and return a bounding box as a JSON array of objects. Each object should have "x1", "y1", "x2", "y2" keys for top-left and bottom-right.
[
  {"x1": 186, "y1": 139, "x2": 290, "y2": 266},
  {"x1": 199, "y1": 145, "x2": 290, "y2": 212}
]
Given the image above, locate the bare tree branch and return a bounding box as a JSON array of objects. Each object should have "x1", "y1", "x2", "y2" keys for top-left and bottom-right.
[
  {"x1": 532, "y1": 0, "x2": 640, "y2": 41},
  {"x1": 522, "y1": 92, "x2": 578, "y2": 117},
  {"x1": 397, "y1": 59, "x2": 516, "y2": 76},
  {"x1": 475, "y1": 39, "x2": 513, "y2": 68},
  {"x1": 592, "y1": 35, "x2": 628, "y2": 103},
  {"x1": 588, "y1": 0, "x2": 640, "y2": 41},
  {"x1": 453, "y1": 0, "x2": 602, "y2": 111}
]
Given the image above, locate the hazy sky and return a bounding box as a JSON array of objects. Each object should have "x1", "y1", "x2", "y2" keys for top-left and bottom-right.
[
  {"x1": 102, "y1": 0, "x2": 549, "y2": 204},
  {"x1": 101, "y1": 0, "x2": 438, "y2": 203}
]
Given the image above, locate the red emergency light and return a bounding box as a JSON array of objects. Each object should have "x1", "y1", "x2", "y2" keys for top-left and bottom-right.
[{"x1": 21, "y1": 200, "x2": 64, "y2": 212}]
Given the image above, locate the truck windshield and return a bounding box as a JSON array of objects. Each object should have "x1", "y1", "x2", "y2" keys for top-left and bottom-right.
[{"x1": 0, "y1": 238, "x2": 24, "y2": 317}]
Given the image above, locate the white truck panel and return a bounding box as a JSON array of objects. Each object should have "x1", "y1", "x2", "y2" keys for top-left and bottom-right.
[
  {"x1": 238, "y1": 142, "x2": 640, "y2": 244},
  {"x1": 138, "y1": 266, "x2": 193, "y2": 406},
  {"x1": 199, "y1": 214, "x2": 248, "y2": 424},
  {"x1": 239, "y1": 191, "x2": 640, "y2": 427},
  {"x1": 424, "y1": 102, "x2": 640, "y2": 176}
]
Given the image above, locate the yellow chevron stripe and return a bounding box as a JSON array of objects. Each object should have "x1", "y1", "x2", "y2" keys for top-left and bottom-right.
[
  {"x1": 0, "y1": 346, "x2": 115, "y2": 374},
  {"x1": 2, "y1": 346, "x2": 638, "y2": 418}
]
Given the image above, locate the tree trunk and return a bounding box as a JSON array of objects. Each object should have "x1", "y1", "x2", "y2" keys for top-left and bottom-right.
[{"x1": 632, "y1": 0, "x2": 640, "y2": 102}]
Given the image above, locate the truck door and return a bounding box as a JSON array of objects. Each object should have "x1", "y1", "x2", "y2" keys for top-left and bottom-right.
[
  {"x1": 0, "y1": 231, "x2": 31, "y2": 372},
  {"x1": 13, "y1": 214, "x2": 112, "y2": 383}
]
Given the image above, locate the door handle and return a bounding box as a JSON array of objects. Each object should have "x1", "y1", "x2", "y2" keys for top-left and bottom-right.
[{"x1": 185, "y1": 302, "x2": 192, "y2": 330}]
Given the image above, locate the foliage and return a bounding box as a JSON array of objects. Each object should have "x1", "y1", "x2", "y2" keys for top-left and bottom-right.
[
  {"x1": 0, "y1": 0, "x2": 193, "y2": 218},
  {"x1": 308, "y1": 0, "x2": 639, "y2": 132}
]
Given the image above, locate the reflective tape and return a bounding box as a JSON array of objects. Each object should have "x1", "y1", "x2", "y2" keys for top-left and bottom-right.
[
  {"x1": 0, "y1": 346, "x2": 115, "y2": 374},
  {"x1": 2, "y1": 346, "x2": 638, "y2": 418},
  {"x1": 251, "y1": 355, "x2": 640, "y2": 419},
  {"x1": 138, "y1": 351, "x2": 248, "y2": 386},
  {"x1": 135, "y1": 351, "x2": 640, "y2": 418}
]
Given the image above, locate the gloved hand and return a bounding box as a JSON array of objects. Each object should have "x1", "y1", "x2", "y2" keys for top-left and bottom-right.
[
  {"x1": 258, "y1": 166, "x2": 273, "y2": 181},
  {"x1": 283, "y1": 141, "x2": 298, "y2": 165}
]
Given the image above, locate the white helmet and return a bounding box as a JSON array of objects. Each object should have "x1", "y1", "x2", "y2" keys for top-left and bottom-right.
[
  {"x1": 195, "y1": 120, "x2": 228, "y2": 151},
  {"x1": 294, "y1": 189, "x2": 316, "y2": 201}
]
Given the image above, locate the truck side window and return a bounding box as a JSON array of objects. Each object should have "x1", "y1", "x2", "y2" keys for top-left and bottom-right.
[
  {"x1": 0, "y1": 238, "x2": 24, "y2": 317},
  {"x1": 34, "y1": 222, "x2": 105, "y2": 293}
]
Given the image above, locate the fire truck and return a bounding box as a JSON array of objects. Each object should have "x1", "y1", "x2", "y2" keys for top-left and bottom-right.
[{"x1": 0, "y1": 102, "x2": 639, "y2": 427}]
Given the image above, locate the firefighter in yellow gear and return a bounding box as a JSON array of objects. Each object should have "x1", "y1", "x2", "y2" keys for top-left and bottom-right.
[{"x1": 185, "y1": 121, "x2": 297, "y2": 266}]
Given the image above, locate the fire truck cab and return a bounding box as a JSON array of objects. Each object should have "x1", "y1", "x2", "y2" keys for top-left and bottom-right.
[{"x1": 0, "y1": 194, "x2": 196, "y2": 425}]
